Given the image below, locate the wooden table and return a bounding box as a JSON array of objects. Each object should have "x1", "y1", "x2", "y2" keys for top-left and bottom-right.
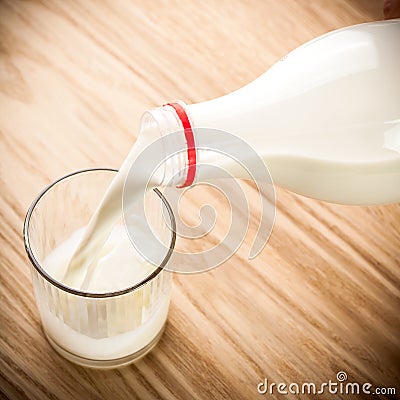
[{"x1": 1, "y1": 1, "x2": 399, "y2": 399}]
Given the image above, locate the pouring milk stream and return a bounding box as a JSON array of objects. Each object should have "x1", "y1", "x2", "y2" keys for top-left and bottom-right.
[{"x1": 55, "y1": 20, "x2": 400, "y2": 290}]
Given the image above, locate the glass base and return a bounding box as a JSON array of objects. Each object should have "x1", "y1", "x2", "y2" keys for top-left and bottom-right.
[{"x1": 44, "y1": 324, "x2": 166, "y2": 369}]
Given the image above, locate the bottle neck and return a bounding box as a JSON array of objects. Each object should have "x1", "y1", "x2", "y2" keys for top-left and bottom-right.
[{"x1": 140, "y1": 102, "x2": 192, "y2": 187}]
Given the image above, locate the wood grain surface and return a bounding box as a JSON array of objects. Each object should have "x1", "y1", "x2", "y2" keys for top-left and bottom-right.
[{"x1": 1, "y1": 1, "x2": 399, "y2": 399}]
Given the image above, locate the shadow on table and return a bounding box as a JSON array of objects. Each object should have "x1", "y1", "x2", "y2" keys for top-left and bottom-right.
[{"x1": 346, "y1": 0, "x2": 384, "y2": 19}]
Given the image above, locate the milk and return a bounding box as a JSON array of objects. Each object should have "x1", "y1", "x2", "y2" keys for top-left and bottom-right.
[
  {"x1": 40, "y1": 224, "x2": 171, "y2": 361},
  {"x1": 44, "y1": 226, "x2": 156, "y2": 293},
  {"x1": 62, "y1": 128, "x2": 163, "y2": 289}
]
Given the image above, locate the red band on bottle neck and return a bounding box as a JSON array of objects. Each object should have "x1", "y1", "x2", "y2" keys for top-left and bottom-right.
[{"x1": 164, "y1": 102, "x2": 196, "y2": 188}]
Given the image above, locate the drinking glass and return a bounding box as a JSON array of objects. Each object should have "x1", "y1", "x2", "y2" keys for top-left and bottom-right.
[{"x1": 24, "y1": 169, "x2": 175, "y2": 368}]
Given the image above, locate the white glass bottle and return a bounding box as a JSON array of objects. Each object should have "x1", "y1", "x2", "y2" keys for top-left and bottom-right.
[{"x1": 141, "y1": 19, "x2": 400, "y2": 205}]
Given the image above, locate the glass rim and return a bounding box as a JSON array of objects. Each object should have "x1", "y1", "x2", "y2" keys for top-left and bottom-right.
[{"x1": 23, "y1": 168, "x2": 176, "y2": 298}]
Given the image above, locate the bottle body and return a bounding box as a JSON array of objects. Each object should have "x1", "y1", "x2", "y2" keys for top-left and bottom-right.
[{"x1": 185, "y1": 20, "x2": 400, "y2": 205}]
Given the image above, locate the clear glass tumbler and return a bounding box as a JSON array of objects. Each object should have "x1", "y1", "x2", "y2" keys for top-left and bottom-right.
[{"x1": 23, "y1": 169, "x2": 175, "y2": 368}]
